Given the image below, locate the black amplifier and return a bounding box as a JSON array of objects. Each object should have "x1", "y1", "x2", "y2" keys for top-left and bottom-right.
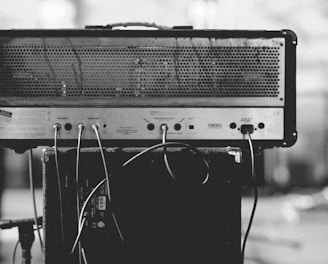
[{"x1": 0, "y1": 28, "x2": 297, "y2": 150}]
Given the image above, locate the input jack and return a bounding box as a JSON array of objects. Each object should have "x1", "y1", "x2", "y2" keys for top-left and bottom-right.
[
  {"x1": 160, "y1": 123, "x2": 168, "y2": 132},
  {"x1": 91, "y1": 124, "x2": 99, "y2": 131},
  {"x1": 77, "y1": 123, "x2": 85, "y2": 130},
  {"x1": 64, "y1": 123, "x2": 73, "y2": 131},
  {"x1": 53, "y1": 123, "x2": 61, "y2": 130}
]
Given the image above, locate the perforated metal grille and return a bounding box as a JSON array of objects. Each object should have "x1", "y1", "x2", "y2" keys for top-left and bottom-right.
[{"x1": 0, "y1": 45, "x2": 282, "y2": 98}]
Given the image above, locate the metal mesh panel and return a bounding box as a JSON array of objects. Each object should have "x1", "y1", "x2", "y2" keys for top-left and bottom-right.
[{"x1": 0, "y1": 45, "x2": 281, "y2": 98}]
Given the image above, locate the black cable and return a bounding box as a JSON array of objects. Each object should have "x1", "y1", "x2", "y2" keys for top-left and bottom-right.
[
  {"x1": 76, "y1": 124, "x2": 85, "y2": 264},
  {"x1": 241, "y1": 132, "x2": 258, "y2": 264},
  {"x1": 71, "y1": 218, "x2": 87, "y2": 255},
  {"x1": 54, "y1": 124, "x2": 65, "y2": 246},
  {"x1": 161, "y1": 124, "x2": 209, "y2": 184},
  {"x1": 72, "y1": 141, "x2": 210, "y2": 254},
  {"x1": 76, "y1": 123, "x2": 84, "y2": 219},
  {"x1": 77, "y1": 178, "x2": 106, "y2": 236},
  {"x1": 122, "y1": 142, "x2": 209, "y2": 172},
  {"x1": 81, "y1": 248, "x2": 88, "y2": 264},
  {"x1": 161, "y1": 124, "x2": 177, "y2": 182},
  {"x1": 12, "y1": 240, "x2": 20, "y2": 264},
  {"x1": 83, "y1": 142, "x2": 208, "y2": 227},
  {"x1": 28, "y1": 149, "x2": 43, "y2": 252},
  {"x1": 92, "y1": 125, "x2": 112, "y2": 203},
  {"x1": 92, "y1": 125, "x2": 124, "y2": 242}
]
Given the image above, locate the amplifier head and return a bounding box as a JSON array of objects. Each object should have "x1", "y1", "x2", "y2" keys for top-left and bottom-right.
[{"x1": 0, "y1": 28, "x2": 297, "y2": 151}]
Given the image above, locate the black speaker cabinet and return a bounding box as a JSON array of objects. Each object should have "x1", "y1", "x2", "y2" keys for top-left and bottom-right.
[{"x1": 43, "y1": 147, "x2": 242, "y2": 264}]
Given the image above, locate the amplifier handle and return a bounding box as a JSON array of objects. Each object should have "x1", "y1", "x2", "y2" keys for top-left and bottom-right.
[{"x1": 85, "y1": 22, "x2": 171, "y2": 30}]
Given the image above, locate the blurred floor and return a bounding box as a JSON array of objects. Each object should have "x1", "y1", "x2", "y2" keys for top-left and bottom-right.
[
  {"x1": 1, "y1": 188, "x2": 328, "y2": 264},
  {"x1": 0, "y1": 189, "x2": 43, "y2": 264},
  {"x1": 242, "y1": 190, "x2": 328, "y2": 264}
]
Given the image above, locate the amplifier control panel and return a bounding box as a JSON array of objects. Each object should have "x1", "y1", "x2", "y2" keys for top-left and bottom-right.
[{"x1": 0, "y1": 107, "x2": 283, "y2": 142}]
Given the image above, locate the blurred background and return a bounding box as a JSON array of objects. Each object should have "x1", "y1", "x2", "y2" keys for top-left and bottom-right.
[{"x1": 0, "y1": 0, "x2": 328, "y2": 263}]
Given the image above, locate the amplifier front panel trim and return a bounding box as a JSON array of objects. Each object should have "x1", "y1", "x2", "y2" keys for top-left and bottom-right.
[{"x1": 0, "y1": 107, "x2": 283, "y2": 141}]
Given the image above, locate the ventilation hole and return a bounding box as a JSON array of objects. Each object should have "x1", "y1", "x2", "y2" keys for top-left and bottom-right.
[{"x1": 0, "y1": 44, "x2": 282, "y2": 98}]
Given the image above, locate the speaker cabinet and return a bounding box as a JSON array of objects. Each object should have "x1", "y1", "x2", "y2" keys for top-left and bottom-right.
[{"x1": 43, "y1": 147, "x2": 242, "y2": 264}]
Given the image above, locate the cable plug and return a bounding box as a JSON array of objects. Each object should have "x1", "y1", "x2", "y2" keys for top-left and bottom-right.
[
  {"x1": 91, "y1": 124, "x2": 99, "y2": 131},
  {"x1": 77, "y1": 123, "x2": 85, "y2": 130},
  {"x1": 241, "y1": 124, "x2": 254, "y2": 135},
  {"x1": 160, "y1": 123, "x2": 168, "y2": 132},
  {"x1": 53, "y1": 123, "x2": 61, "y2": 131}
]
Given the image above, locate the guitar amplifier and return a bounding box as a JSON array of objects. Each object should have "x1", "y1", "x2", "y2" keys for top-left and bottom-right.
[{"x1": 0, "y1": 28, "x2": 297, "y2": 151}]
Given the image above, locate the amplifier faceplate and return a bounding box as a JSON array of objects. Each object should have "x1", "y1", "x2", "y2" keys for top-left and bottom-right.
[{"x1": 0, "y1": 107, "x2": 283, "y2": 141}]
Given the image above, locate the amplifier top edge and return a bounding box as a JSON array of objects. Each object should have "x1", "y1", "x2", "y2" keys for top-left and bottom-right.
[{"x1": 0, "y1": 28, "x2": 296, "y2": 40}]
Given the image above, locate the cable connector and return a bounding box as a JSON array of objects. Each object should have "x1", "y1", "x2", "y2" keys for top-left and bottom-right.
[
  {"x1": 241, "y1": 124, "x2": 254, "y2": 135},
  {"x1": 91, "y1": 124, "x2": 99, "y2": 131},
  {"x1": 160, "y1": 123, "x2": 168, "y2": 132},
  {"x1": 53, "y1": 123, "x2": 61, "y2": 131},
  {"x1": 77, "y1": 123, "x2": 85, "y2": 130}
]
